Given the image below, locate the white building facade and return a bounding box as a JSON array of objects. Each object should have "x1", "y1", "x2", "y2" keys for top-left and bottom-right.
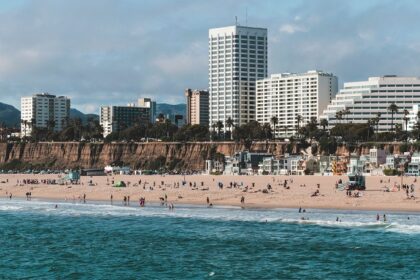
[
  {"x1": 20, "y1": 93, "x2": 70, "y2": 137},
  {"x1": 407, "y1": 104, "x2": 420, "y2": 131},
  {"x1": 209, "y1": 25, "x2": 268, "y2": 129},
  {"x1": 256, "y1": 71, "x2": 338, "y2": 137},
  {"x1": 320, "y1": 76, "x2": 420, "y2": 132}
]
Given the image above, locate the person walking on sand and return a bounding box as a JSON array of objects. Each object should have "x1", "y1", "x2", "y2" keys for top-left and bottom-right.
[
  {"x1": 206, "y1": 197, "x2": 210, "y2": 205},
  {"x1": 110, "y1": 194, "x2": 113, "y2": 204},
  {"x1": 83, "y1": 193, "x2": 86, "y2": 203},
  {"x1": 240, "y1": 196, "x2": 245, "y2": 204}
]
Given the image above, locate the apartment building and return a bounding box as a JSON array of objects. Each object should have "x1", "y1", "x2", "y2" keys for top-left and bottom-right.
[
  {"x1": 20, "y1": 93, "x2": 70, "y2": 137},
  {"x1": 256, "y1": 71, "x2": 338, "y2": 137},
  {"x1": 209, "y1": 25, "x2": 268, "y2": 129}
]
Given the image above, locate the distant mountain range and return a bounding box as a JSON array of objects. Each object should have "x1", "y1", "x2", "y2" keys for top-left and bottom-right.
[
  {"x1": 0, "y1": 102, "x2": 186, "y2": 127},
  {"x1": 156, "y1": 103, "x2": 186, "y2": 116}
]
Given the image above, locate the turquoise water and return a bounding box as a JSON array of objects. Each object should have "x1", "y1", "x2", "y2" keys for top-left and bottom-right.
[{"x1": 0, "y1": 200, "x2": 419, "y2": 279}]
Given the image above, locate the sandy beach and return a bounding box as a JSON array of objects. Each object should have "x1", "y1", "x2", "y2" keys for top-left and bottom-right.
[{"x1": 0, "y1": 173, "x2": 419, "y2": 212}]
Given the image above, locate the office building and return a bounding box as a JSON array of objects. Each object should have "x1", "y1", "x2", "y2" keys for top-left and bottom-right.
[
  {"x1": 209, "y1": 25, "x2": 268, "y2": 129},
  {"x1": 138, "y1": 98, "x2": 156, "y2": 123},
  {"x1": 20, "y1": 93, "x2": 70, "y2": 137},
  {"x1": 256, "y1": 70, "x2": 338, "y2": 137},
  {"x1": 185, "y1": 88, "x2": 209, "y2": 126},
  {"x1": 320, "y1": 76, "x2": 420, "y2": 132},
  {"x1": 100, "y1": 105, "x2": 150, "y2": 137}
]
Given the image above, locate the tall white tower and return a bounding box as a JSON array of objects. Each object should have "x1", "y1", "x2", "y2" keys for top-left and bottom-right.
[{"x1": 208, "y1": 25, "x2": 268, "y2": 129}]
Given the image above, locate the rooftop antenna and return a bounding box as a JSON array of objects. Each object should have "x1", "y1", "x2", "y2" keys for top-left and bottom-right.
[
  {"x1": 235, "y1": 16, "x2": 238, "y2": 26},
  {"x1": 246, "y1": 8, "x2": 248, "y2": 26}
]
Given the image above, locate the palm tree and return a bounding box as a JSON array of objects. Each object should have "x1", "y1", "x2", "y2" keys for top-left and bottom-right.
[
  {"x1": 295, "y1": 114, "x2": 303, "y2": 136},
  {"x1": 335, "y1": 111, "x2": 343, "y2": 124},
  {"x1": 320, "y1": 118, "x2": 328, "y2": 133},
  {"x1": 387, "y1": 103, "x2": 399, "y2": 133},
  {"x1": 21, "y1": 119, "x2": 28, "y2": 138},
  {"x1": 216, "y1": 120, "x2": 224, "y2": 139},
  {"x1": 403, "y1": 109, "x2": 409, "y2": 132},
  {"x1": 342, "y1": 108, "x2": 351, "y2": 124},
  {"x1": 375, "y1": 112, "x2": 381, "y2": 140},
  {"x1": 262, "y1": 123, "x2": 272, "y2": 140},
  {"x1": 225, "y1": 117, "x2": 234, "y2": 140},
  {"x1": 165, "y1": 119, "x2": 172, "y2": 138},
  {"x1": 270, "y1": 116, "x2": 278, "y2": 140},
  {"x1": 283, "y1": 125, "x2": 289, "y2": 138}
]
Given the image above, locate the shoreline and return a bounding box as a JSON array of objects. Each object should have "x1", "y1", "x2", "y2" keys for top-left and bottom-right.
[
  {"x1": 4, "y1": 192, "x2": 420, "y2": 214},
  {"x1": 1, "y1": 174, "x2": 420, "y2": 213}
]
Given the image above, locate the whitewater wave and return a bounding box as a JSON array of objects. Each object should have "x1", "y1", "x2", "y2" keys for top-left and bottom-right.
[{"x1": 0, "y1": 199, "x2": 419, "y2": 234}]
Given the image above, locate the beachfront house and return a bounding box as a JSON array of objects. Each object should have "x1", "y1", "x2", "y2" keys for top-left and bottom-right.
[
  {"x1": 258, "y1": 156, "x2": 292, "y2": 175},
  {"x1": 224, "y1": 151, "x2": 273, "y2": 175},
  {"x1": 369, "y1": 148, "x2": 387, "y2": 167},
  {"x1": 407, "y1": 153, "x2": 420, "y2": 176},
  {"x1": 205, "y1": 160, "x2": 224, "y2": 175},
  {"x1": 385, "y1": 155, "x2": 397, "y2": 169},
  {"x1": 347, "y1": 157, "x2": 364, "y2": 174}
]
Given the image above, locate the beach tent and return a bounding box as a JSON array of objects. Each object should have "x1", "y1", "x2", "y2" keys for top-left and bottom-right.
[{"x1": 113, "y1": 181, "x2": 126, "y2": 188}]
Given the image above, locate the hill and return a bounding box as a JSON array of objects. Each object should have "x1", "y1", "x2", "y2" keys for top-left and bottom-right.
[
  {"x1": 0, "y1": 102, "x2": 20, "y2": 127},
  {"x1": 156, "y1": 103, "x2": 186, "y2": 116},
  {"x1": 69, "y1": 108, "x2": 99, "y2": 124}
]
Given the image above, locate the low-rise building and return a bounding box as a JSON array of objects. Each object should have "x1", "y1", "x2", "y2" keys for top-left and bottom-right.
[
  {"x1": 369, "y1": 148, "x2": 386, "y2": 167},
  {"x1": 224, "y1": 151, "x2": 272, "y2": 175}
]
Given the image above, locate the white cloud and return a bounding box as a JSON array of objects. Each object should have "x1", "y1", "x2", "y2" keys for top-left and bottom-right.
[{"x1": 279, "y1": 23, "x2": 307, "y2": 34}]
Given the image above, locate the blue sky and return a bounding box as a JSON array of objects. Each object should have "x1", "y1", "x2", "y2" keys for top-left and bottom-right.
[{"x1": 0, "y1": 0, "x2": 420, "y2": 113}]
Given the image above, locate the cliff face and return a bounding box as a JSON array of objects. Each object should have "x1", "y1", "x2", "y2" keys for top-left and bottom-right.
[
  {"x1": 0, "y1": 142, "x2": 288, "y2": 170},
  {"x1": 0, "y1": 141, "x2": 408, "y2": 170}
]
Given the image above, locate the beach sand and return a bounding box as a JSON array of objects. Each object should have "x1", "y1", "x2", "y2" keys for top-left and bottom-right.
[{"x1": 0, "y1": 173, "x2": 419, "y2": 212}]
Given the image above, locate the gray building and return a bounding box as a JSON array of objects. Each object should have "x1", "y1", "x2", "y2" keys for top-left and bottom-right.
[{"x1": 100, "y1": 105, "x2": 150, "y2": 137}]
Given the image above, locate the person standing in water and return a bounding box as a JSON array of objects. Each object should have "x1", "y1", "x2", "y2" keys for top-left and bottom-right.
[
  {"x1": 383, "y1": 214, "x2": 387, "y2": 222},
  {"x1": 376, "y1": 214, "x2": 380, "y2": 221}
]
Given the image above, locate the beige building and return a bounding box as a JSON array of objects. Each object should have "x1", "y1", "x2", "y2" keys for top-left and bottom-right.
[{"x1": 185, "y1": 89, "x2": 209, "y2": 126}]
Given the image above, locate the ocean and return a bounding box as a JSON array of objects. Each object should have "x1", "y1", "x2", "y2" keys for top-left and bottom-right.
[{"x1": 0, "y1": 199, "x2": 419, "y2": 279}]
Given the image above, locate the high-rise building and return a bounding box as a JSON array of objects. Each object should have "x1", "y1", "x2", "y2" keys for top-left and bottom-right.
[
  {"x1": 20, "y1": 93, "x2": 70, "y2": 137},
  {"x1": 256, "y1": 71, "x2": 338, "y2": 137},
  {"x1": 185, "y1": 88, "x2": 209, "y2": 126},
  {"x1": 320, "y1": 76, "x2": 420, "y2": 132},
  {"x1": 209, "y1": 25, "x2": 268, "y2": 129},
  {"x1": 100, "y1": 105, "x2": 150, "y2": 137},
  {"x1": 138, "y1": 98, "x2": 156, "y2": 123}
]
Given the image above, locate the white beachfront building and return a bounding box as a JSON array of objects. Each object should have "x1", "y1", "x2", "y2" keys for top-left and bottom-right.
[
  {"x1": 320, "y1": 76, "x2": 420, "y2": 132},
  {"x1": 256, "y1": 70, "x2": 338, "y2": 137},
  {"x1": 407, "y1": 104, "x2": 420, "y2": 131},
  {"x1": 20, "y1": 93, "x2": 70, "y2": 137},
  {"x1": 209, "y1": 25, "x2": 268, "y2": 129}
]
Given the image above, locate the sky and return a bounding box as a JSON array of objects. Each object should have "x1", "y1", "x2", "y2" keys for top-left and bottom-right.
[{"x1": 0, "y1": 0, "x2": 420, "y2": 113}]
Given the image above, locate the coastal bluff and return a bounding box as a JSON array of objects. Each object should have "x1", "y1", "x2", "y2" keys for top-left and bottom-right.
[
  {"x1": 0, "y1": 142, "x2": 280, "y2": 170},
  {"x1": 0, "y1": 141, "x2": 402, "y2": 170}
]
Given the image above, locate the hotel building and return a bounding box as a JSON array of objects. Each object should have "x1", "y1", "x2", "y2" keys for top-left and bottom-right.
[
  {"x1": 256, "y1": 71, "x2": 338, "y2": 137},
  {"x1": 320, "y1": 76, "x2": 420, "y2": 132}
]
